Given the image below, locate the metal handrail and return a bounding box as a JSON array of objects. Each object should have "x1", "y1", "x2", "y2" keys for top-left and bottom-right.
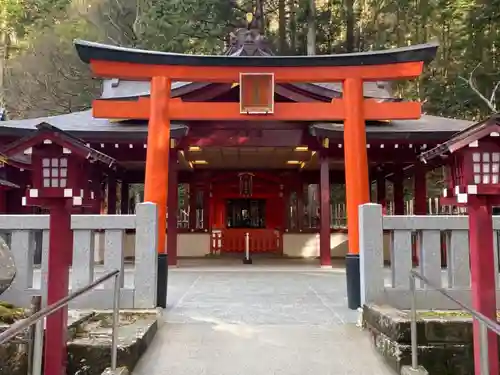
[
  {"x1": 409, "y1": 270, "x2": 500, "y2": 375},
  {"x1": 0, "y1": 269, "x2": 121, "y2": 373}
]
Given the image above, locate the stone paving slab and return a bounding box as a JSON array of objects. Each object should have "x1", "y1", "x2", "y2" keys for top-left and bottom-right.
[{"x1": 132, "y1": 266, "x2": 394, "y2": 375}]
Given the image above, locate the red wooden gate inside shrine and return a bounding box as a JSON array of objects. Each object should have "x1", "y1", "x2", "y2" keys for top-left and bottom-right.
[
  {"x1": 209, "y1": 171, "x2": 284, "y2": 254},
  {"x1": 211, "y1": 229, "x2": 282, "y2": 254}
]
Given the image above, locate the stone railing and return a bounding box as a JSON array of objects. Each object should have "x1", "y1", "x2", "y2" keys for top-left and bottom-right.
[
  {"x1": 359, "y1": 203, "x2": 500, "y2": 309},
  {"x1": 0, "y1": 203, "x2": 158, "y2": 309}
]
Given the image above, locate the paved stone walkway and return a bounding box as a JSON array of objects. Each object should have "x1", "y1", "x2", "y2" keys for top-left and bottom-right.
[{"x1": 132, "y1": 260, "x2": 393, "y2": 375}]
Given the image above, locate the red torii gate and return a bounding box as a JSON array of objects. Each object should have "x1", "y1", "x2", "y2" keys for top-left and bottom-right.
[{"x1": 75, "y1": 39, "x2": 437, "y2": 308}]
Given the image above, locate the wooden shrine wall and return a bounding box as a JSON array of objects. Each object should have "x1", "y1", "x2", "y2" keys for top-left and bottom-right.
[{"x1": 209, "y1": 171, "x2": 284, "y2": 230}]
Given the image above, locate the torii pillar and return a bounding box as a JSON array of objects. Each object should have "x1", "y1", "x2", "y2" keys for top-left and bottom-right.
[
  {"x1": 343, "y1": 78, "x2": 370, "y2": 309},
  {"x1": 144, "y1": 76, "x2": 170, "y2": 308}
]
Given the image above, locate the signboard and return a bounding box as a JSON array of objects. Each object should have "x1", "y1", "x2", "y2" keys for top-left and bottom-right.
[
  {"x1": 239, "y1": 73, "x2": 274, "y2": 114},
  {"x1": 238, "y1": 172, "x2": 254, "y2": 197}
]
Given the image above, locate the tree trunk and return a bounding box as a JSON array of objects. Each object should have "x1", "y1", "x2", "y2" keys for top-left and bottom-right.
[
  {"x1": 289, "y1": 0, "x2": 297, "y2": 53},
  {"x1": 0, "y1": 15, "x2": 7, "y2": 109},
  {"x1": 278, "y1": 0, "x2": 287, "y2": 54},
  {"x1": 306, "y1": 0, "x2": 316, "y2": 55},
  {"x1": 256, "y1": 0, "x2": 265, "y2": 34},
  {"x1": 344, "y1": 0, "x2": 354, "y2": 52}
]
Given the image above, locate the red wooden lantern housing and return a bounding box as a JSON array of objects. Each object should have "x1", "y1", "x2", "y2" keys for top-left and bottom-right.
[
  {"x1": 420, "y1": 115, "x2": 500, "y2": 375},
  {"x1": 0, "y1": 123, "x2": 120, "y2": 375},
  {"x1": 1, "y1": 123, "x2": 117, "y2": 208},
  {"x1": 420, "y1": 114, "x2": 500, "y2": 205}
]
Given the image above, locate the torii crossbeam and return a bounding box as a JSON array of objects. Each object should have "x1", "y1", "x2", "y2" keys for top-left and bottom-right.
[{"x1": 75, "y1": 38, "x2": 438, "y2": 310}]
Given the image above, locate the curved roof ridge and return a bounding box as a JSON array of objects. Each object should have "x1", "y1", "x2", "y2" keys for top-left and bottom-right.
[{"x1": 74, "y1": 39, "x2": 439, "y2": 67}]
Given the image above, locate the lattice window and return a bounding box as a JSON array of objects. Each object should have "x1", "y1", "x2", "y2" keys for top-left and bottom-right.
[
  {"x1": 42, "y1": 157, "x2": 68, "y2": 188},
  {"x1": 473, "y1": 152, "x2": 500, "y2": 184}
]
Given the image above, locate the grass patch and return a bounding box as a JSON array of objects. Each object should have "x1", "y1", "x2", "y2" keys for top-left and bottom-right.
[{"x1": 415, "y1": 310, "x2": 500, "y2": 319}]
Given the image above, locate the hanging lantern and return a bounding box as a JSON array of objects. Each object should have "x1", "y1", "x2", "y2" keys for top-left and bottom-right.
[{"x1": 238, "y1": 172, "x2": 254, "y2": 197}]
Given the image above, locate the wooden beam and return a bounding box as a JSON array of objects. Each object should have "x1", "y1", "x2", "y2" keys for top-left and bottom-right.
[
  {"x1": 186, "y1": 129, "x2": 303, "y2": 147},
  {"x1": 89, "y1": 60, "x2": 424, "y2": 82},
  {"x1": 93, "y1": 98, "x2": 421, "y2": 121}
]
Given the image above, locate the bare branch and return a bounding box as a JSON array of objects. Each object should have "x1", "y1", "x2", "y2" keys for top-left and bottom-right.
[
  {"x1": 459, "y1": 63, "x2": 497, "y2": 113},
  {"x1": 490, "y1": 81, "x2": 500, "y2": 104}
]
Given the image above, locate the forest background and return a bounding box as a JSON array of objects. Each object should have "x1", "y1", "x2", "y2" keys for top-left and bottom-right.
[
  {"x1": 0, "y1": 0, "x2": 499, "y2": 203},
  {"x1": 0, "y1": 0, "x2": 499, "y2": 120}
]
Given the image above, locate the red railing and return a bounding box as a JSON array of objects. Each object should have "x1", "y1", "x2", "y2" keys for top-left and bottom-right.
[{"x1": 211, "y1": 229, "x2": 282, "y2": 253}]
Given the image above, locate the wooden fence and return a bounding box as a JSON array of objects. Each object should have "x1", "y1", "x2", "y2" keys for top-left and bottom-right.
[{"x1": 210, "y1": 229, "x2": 281, "y2": 253}]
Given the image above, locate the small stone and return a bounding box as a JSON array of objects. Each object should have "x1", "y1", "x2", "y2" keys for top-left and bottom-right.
[
  {"x1": 401, "y1": 365, "x2": 429, "y2": 375},
  {"x1": 0, "y1": 302, "x2": 25, "y2": 324},
  {"x1": 101, "y1": 366, "x2": 129, "y2": 375}
]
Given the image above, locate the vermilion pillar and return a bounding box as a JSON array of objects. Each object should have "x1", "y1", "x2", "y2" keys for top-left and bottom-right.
[
  {"x1": 144, "y1": 76, "x2": 170, "y2": 307},
  {"x1": 44, "y1": 202, "x2": 72, "y2": 375},
  {"x1": 343, "y1": 78, "x2": 370, "y2": 309},
  {"x1": 468, "y1": 199, "x2": 499, "y2": 375},
  {"x1": 144, "y1": 76, "x2": 170, "y2": 251},
  {"x1": 167, "y1": 149, "x2": 178, "y2": 266},
  {"x1": 393, "y1": 172, "x2": 405, "y2": 215},
  {"x1": 414, "y1": 166, "x2": 427, "y2": 215},
  {"x1": 319, "y1": 154, "x2": 331, "y2": 267}
]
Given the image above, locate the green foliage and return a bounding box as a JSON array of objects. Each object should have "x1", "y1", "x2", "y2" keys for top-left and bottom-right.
[
  {"x1": 0, "y1": 0, "x2": 24, "y2": 31},
  {"x1": 1, "y1": 0, "x2": 499, "y2": 121},
  {"x1": 0, "y1": 301, "x2": 25, "y2": 324},
  {"x1": 136, "y1": 0, "x2": 246, "y2": 53}
]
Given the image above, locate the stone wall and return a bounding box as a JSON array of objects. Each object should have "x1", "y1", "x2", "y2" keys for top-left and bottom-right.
[
  {"x1": 362, "y1": 304, "x2": 477, "y2": 375},
  {"x1": 359, "y1": 203, "x2": 500, "y2": 309},
  {"x1": 0, "y1": 331, "x2": 28, "y2": 375},
  {"x1": 0, "y1": 309, "x2": 160, "y2": 375},
  {"x1": 0, "y1": 202, "x2": 158, "y2": 309}
]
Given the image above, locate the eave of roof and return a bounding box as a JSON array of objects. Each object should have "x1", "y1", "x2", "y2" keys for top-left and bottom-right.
[
  {"x1": 75, "y1": 39, "x2": 439, "y2": 68},
  {"x1": 0, "y1": 178, "x2": 20, "y2": 189},
  {"x1": 2, "y1": 123, "x2": 119, "y2": 169},
  {"x1": 310, "y1": 115, "x2": 473, "y2": 140},
  {"x1": 0, "y1": 110, "x2": 189, "y2": 140},
  {"x1": 419, "y1": 114, "x2": 500, "y2": 162}
]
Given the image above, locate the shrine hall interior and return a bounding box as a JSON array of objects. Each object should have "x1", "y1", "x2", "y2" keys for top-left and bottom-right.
[{"x1": 0, "y1": 28, "x2": 474, "y2": 263}]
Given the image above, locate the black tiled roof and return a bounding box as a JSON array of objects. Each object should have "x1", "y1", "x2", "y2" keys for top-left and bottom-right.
[
  {"x1": 310, "y1": 115, "x2": 473, "y2": 140},
  {"x1": 0, "y1": 110, "x2": 189, "y2": 140}
]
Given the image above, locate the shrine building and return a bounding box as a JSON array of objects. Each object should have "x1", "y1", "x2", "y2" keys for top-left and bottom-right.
[{"x1": 0, "y1": 28, "x2": 473, "y2": 268}]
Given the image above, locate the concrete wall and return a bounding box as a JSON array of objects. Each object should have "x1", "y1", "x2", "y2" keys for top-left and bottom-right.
[
  {"x1": 282, "y1": 232, "x2": 391, "y2": 259},
  {"x1": 96, "y1": 231, "x2": 391, "y2": 260},
  {"x1": 95, "y1": 232, "x2": 212, "y2": 261},
  {"x1": 96, "y1": 232, "x2": 351, "y2": 259},
  {"x1": 282, "y1": 233, "x2": 348, "y2": 258}
]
